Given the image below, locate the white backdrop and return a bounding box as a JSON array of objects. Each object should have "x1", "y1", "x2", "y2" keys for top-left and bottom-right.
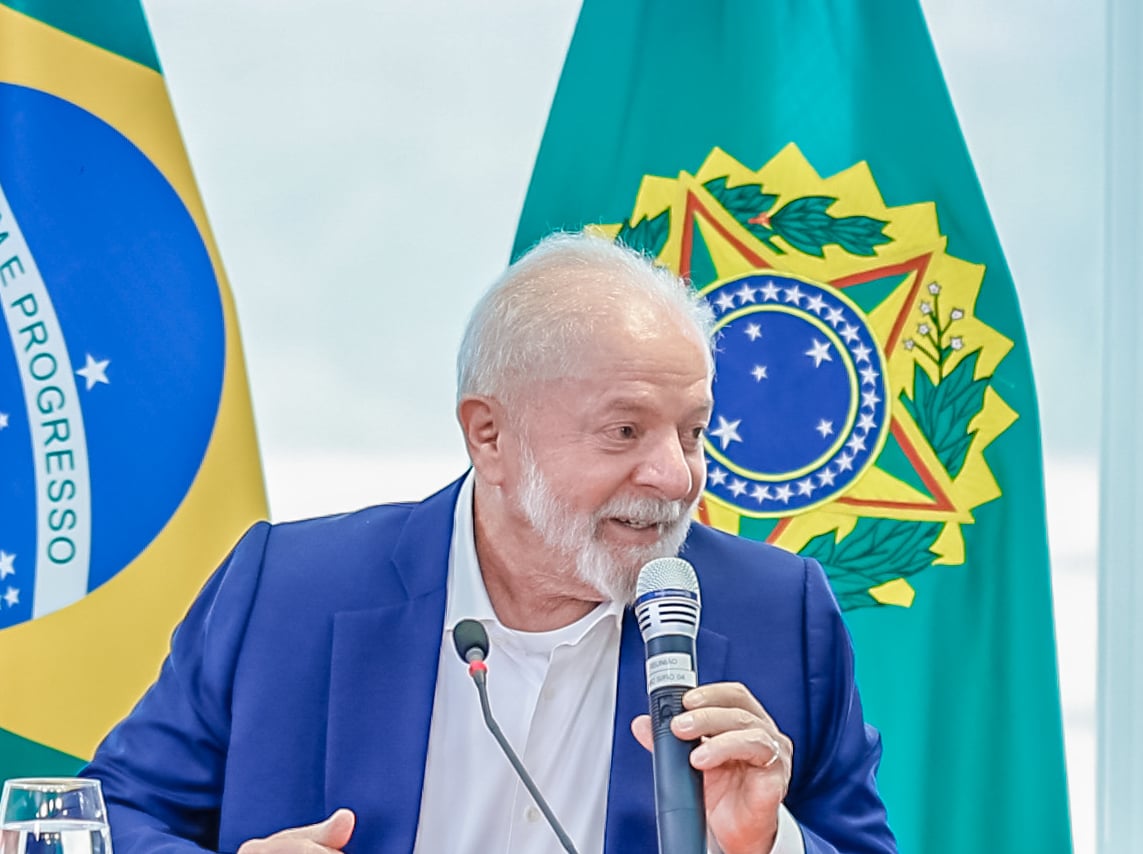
[{"x1": 141, "y1": 2, "x2": 1103, "y2": 850}]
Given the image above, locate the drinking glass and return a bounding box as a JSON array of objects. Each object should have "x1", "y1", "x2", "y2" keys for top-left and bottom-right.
[{"x1": 0, "y1": 778, "x2": 112, "y2": 854}]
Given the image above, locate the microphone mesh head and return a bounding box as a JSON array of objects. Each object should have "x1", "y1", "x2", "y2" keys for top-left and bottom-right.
[
  {"x1": 636, "y1": 557, "x2": 699, "y2": 598},
  {"x1": 634, "y1": 557, "x2": 701, "y2": 641}
]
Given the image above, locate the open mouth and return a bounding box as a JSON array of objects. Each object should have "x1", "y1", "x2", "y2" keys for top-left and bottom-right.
[{"x1": 612, "y1": 517, "x2": 662, "y2": 531}]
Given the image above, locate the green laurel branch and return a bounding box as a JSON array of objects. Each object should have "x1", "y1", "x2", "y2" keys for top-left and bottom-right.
[
  {"x1": 702, "y1": 176, "x2": 779, "y2": 220},
  {"x1": 616, "y1": 210, "x2": 670, "y2": 258},
  {"x1": 702, "y1": 177, "x2": 784, "y2": 253},
  {"x1": 769, "y1": 196, "x2": 891, "y2": 257},
  {"x1": 900, "y1": 349, "x2": 989, "y2": 477},
  {"x1": 702, "y1": 176, "x2": 891, "y2": 258},
  {"x1": 801, "y1": 517, "x2": 943, "y2": 611}
]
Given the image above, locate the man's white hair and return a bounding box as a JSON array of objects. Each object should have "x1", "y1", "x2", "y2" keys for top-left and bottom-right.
[{"x1": 456, "y1": 231, "x2": 716, "y2": 403}]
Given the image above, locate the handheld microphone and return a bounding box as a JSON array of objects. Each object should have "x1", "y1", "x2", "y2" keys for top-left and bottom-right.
[
  {"x1": 452, "y1": 619, "x2": 580, "y2": 854},
  {"x1": 634, "y1": 558, "x2": 706, "y2": 854}
]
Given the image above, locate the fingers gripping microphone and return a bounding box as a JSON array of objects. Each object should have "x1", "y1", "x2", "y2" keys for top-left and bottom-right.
[
  {"x1": 452, "y1": 619, "x2": 580, "y2": 854},
  {"x1": 635, "y1": 558, "x2": 705, "y2": 854}
]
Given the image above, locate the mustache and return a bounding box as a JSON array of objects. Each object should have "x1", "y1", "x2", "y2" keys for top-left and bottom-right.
[{"x1": 594, "y1": 493, "x2": 691, "y2": 528}]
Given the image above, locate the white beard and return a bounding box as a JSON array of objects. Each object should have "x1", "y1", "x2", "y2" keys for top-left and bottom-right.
[{"x1": 515, "y1": 446, "x2": 697, "y2": 604}]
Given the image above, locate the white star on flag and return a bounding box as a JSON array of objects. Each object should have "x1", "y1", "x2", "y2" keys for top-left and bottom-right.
[
  {"x1": 750, "y1": 484, "x2": 771, "y2": 503},
  {"x1": 805, "y1": 294, "x2": 827, "y2": 314},
  {"x1": 728, "y1": 478, "x2": 748, "y2": 497},
  {"x1": 715, "y1": 292, "x2": 736, "y2": 312},
  {"x1": 784, "y1": 285, "x2": 804, "y2": 304},
  {"x1": 3, "y1": 587, "x2": 18, "y2": 608},
  {"x1": 835, "y1": 453, "x2": 855, "y2": 472},
  {"x1": 818, "y1": 468, "x2": 837, "y2": 487},
  {"x1": 76, "y1": 353, "x2": 111, "y2": 390},
  {"x1": 805, "y1": 339, "x2": 833, "y2": 367},
  {"x1": 840, "y1": 324, "x2": 860, "y2": 344},
  {"x1": 852, "y1": 343, "x2": 872, "y2": 363},
  {"x1": 760, "y1": 282, "x2": 781, "y2": 301},
  {"x1": 0, "y1": 551, "x2": 14, "y2": 580},
  {"x1": 797, "y1": 478, "x2": 815, "y2": 496},
  {"x1": 709, "y1": 415, "x2": 743, "y2": 450},
  {"x1": 708, "y1": 467, "x2": 728, "y2": 486},
  {"x1": 744, "y1": 322, "x2": 762, "y2": 341},
  {"x1": 858, "y1": 412, "x2": 877, "y2": 432},
  {"x1": 0, "y1": 412, "x2": 8, "y2": 430},
  {"x1": 861, "y1": 388, "x2": 882, "y2": 409},
  {"x1": 825, "y1": 306, "x2": 845, "y2": 327},
  {"x1": 815, "y1": 419, "x2": 834, "y2": 438},
  {"x1": 846, "y1": 434, "x2": 867, "y2": 455},
  {"x1": 860, "y1": 365, "x2": 880, "y2": 385},
  {"x1": 751, "y1": 365, "x2": 768, "y2": 381},
  {"x1": 735, "y1": 283, "x2": 757, "y2": 303},
  {"x1": 775, "y1": 484, "x2": 793, "y2": 503}
]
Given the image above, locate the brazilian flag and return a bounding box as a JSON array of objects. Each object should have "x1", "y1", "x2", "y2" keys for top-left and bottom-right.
[
  {"x1": 0, "y1": 1, "x2": 266, "y2": 777},
  {"x1": 514, "y1": 1, "x2": 1071, "y2": 851}
]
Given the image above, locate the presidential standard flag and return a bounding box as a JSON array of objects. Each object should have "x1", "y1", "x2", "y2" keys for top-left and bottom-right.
[
  {"x1": 514, "y1": 2, "x2": 1071, "y2": 851},
  {"x1": 0, "y1": 1, "x2": 267, "y2": 777}
]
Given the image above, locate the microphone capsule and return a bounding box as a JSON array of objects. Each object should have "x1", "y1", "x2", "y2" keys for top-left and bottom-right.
[{"x1": 453, "y1": 618, "x2": 490, "y2": 664}]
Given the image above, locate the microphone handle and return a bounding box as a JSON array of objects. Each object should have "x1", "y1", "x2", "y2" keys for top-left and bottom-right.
[
  {"x1": 471, "y1": 670, "x2": 580, "y2": 854},
  {"x1": 646, "y1": 636, "x2": 706, "y2": 854}
]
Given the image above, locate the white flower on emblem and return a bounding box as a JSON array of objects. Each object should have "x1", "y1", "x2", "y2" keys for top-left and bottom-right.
[
  {"x1": 928, "y1": 282, "x2": 941, "y2": 295},
  {"x1": 950, "y1": 308, "x2": 965, "y2": 320},
  {"x1": 904, "y1": 339, "x2": 915, "y2": 350},
  {"x1": 951, "y1": 337, "x2": 964, "y2": 350},
  {"x1": 919, "y1": 301, "x2": 932, "y2": 315},
  {"x1": 918, "y1": 323, "x2": 931, "y2": 335}
]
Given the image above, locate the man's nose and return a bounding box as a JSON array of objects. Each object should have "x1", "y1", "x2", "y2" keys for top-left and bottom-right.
[{"x1": 634, "y1": 432, "x2": 694, "y2": 500}]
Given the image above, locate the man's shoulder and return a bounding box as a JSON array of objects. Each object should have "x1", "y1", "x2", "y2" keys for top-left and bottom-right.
[
  {"x1": 231, "y1": 477, "x2": 464, "y2": 606},
  {"x1": 267, "y1": 498, "x2": 421, "y2": 548},
  {"x1": 684, "y1": 522, "x2": 810, "y2": 579},
  {"x1": 682, "y1": 522, "x2": 820, "y2": 619},
  {"x1": 264, "y1": 476, "x2": 462, "y2": 550}
]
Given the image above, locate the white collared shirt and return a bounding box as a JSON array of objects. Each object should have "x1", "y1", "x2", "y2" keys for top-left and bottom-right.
[{"x1": 412, "y1": 472, "x2": 803, "y2": 853}]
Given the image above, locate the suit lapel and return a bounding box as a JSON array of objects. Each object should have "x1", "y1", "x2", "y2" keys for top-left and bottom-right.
[
  {"x1": 324, "y1": 478, "x2": 462, "y2": 854},
  {"x1": 604, "y1": 609, "x2": 729, "y2": 854}
]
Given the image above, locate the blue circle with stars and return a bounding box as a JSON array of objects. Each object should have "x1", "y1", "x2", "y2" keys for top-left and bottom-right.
[
  {"x1": 701, "y1": 272, "x2": 891, "y2": 516},
  {"x1": 0, "y1": 84, "x2": 225, "y2": 629}
]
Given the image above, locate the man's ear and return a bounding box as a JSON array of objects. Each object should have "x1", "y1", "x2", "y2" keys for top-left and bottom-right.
[{"x1": 457, "y1": 395, "x2": 509, "y2": 486}]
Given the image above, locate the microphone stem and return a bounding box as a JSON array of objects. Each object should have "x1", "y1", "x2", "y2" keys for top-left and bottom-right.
[{"x1": 472, "y1": 670, "x2": 580, "y2": 854}]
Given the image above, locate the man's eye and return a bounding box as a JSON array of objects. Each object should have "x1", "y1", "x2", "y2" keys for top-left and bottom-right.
[{"x1": 617, "y1": 425, "x2": 637, "y2": 439}]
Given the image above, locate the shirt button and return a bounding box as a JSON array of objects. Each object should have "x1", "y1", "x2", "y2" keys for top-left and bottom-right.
[{"x1": 525, "y1": 805, "x2": 541, "y2": 823}]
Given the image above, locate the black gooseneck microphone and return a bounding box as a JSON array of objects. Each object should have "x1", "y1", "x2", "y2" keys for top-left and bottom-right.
[
  {"x1": 633, "y1": 557, "x2": 706, "y2": 854},
  {"x1": 452, "y1": 618, "x2": 580, "y2": 854}
]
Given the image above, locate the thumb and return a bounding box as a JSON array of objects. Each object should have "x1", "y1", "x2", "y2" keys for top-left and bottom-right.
[
  {"x1": 278, "y1": 808, "x2": 356, "y2": 848},
  {"x1": 631, "y1": 714, "x2": 654, "y2": 753}
]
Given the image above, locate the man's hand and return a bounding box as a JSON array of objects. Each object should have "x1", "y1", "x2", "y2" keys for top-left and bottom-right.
[
  {"x1": 236, "y1": 808, "x2": 356, "y2": 853},
  {"x1": 632, "y1": 682, "x2": 792, "y2": 854}
]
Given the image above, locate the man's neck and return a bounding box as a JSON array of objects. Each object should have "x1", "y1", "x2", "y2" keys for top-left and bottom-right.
[{"x1": 472, "y1": 480, "x2": 602, "y2": 632}]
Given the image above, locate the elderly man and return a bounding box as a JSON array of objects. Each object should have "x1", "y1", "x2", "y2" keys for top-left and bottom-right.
[{"x1": 83, "y1": 233, "x2": 895, "y2": 853}]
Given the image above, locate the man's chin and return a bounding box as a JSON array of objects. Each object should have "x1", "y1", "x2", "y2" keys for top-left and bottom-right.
[{"x1": 601, "y1": 531, "x2": 692, "y2": 603}]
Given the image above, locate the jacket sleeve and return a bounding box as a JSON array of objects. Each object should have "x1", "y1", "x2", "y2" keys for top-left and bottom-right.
[
  {"x1": 80, "y1": 522, "x2": 271, "y2": 854},
  {"x1": 788, "y1": 557, "x2": 897, "y2": 854}
]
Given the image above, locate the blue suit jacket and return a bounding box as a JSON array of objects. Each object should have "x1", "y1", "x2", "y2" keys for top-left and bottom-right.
[{"x1": 84, "y1": 478, "x2": 895, "y2": 853}]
